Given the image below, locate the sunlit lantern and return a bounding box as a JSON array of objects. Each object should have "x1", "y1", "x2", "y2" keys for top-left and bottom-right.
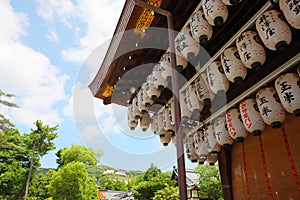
[
  {"x1": 163, "y1": 106, "x2": 175, "y2": 133},
  {"x1": 221, "y1": 46, "x2": 247, "y2": 84},
  {"x1": 275, "y1": 73, "x2": 300, "y2": 117},
  {"x1": 157, "y1": 111, "x2": 166, "y2": 135},
  {"x1": 160, "y1": 132, "x2": 172, "y2": 146},
  {"x1": 187, "y1": 186, "x2": 200, "y2": 199},
  {"x1": 175, "y1": 44, "x2": 189, "y2": 72},
  {"x1": 213, "y1": 117, "x2": 234, "y2": 146},
  {"x1": 141, "y1": 83, "x2": 153, "y2": 108},
  {"x1": 127, "y1": 103, "x2": 136, "y2": 125},
  {"x1": 190, "y1": 9, "x2": 213, "y2": 44},
  {"x1": 195, "y1": 73, "x2": 215, "y2": 106},
  {"x1": 159, "y1": 52, "x2": 172, "y2": 81},
  {"x1": 239, "y1": 98, "x2": 265, "y2": 136},
  {"x1": 256, "y1": 10, "x2": 292, "y2": 52},
  {"x1": 169, "y1": 99, "x2": 176, "y2": 126},
  {"x1": 176, "y1": 26, "x2": 200, "y2": 65},
  {"x1": 226, "y1": 108, "x2": 248, "y2": 142},
  {"x1": 206, "y1": 152, "x2": 218, "y2": 165},
  {"x1": 279, "y1": 0, "x2": 300, "y2": 29},
  {"x1": 202, "y1": 0, "x2": 228, "y2": 26},
  {"x1": 180, "y1": 90, "x2": 193, "y2": 121},
  {"x1": 204, "y1": 124, "x2": 221, "y2": 155},
  {"x1": 207, "y1": 61, "x2": 230, "y2": 97},
  {"x1": 256, "y1": 87, "x2": 286, "y2": 128},
  {"x1": 128, "y1": 119, "x2": 138, "y2": 131},
  {"x1": 236, "y1": 30, "x2": 266, "y2": 70},
  {"x1": 193, "y1": 130, "x2": 207, "y2": 164},
  {"x1": 132, "y1": 97, "x2": 141, "y2": 120},
  {"x1": 137, "y1": 87, "x2": 149, "y2": 114},
  {"x1": 186, "y1": 84, "x2": 204, "y2": 115},
  {"x1": 152, "y1": 64, "x2": 168, "y2": 91},
  {"x1": 221, "y1": 0, "x2": 242, "y2": 6},
  {"x1": 171, "y1": 134, "x2": 176, "y2": 146},
  {"x1": 140, "y1": 112, "x2": 150, "y2": 132},
  {"x1": 150, "y1": 113, "x2": 158, "y2": 135},
  {"x1": 145, "y1": 74, "x2": 161, "y2": 100},
  {"x1": 185, "y1": 135, "x2": 199, "y2": 163}
]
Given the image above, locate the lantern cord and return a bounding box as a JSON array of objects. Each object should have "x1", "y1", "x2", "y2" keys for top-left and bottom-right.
[
  {"x1": 281, "y1": 123, "x2": 300, "y2": 193},
  {"x1": 258, "y1": 135, "x2": 274, "y2": 200}
]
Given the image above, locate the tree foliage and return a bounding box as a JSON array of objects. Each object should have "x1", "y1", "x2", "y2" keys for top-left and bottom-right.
[
  {"x1": 196, "y1": 164, "x2": 223, "y2": 200},
  {"x1": 57, "y1": 144, "x2": 100, "y2": 166},
  {"x1": 133, "y1": 163, "x2": 176, "y2": 200},
  {"x1": 153, "y1": 184, "x2": 179, "y2": 200},
  {"x1": 143, "y1": 163, "x2": 161, "y2": 181},
  {"x1": 48, "y1": 162, "x2": 97, "y2": 200},
  {"x1": 99, "y1": 173, "x2": 128, "y2": 191}
]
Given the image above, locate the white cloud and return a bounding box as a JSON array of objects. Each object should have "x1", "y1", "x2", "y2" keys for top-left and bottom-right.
[
  {"x1": 46, "y1": 30, "x2": 59, "y2": 42},
  {"x1": 0, "y1": 0, "x2": 69, "y2": 127},
  {"x1": 35, "y1": 0, "x2": 125, "y2": 63}
]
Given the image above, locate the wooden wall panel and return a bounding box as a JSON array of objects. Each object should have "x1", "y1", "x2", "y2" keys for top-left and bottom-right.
[{"x1": 231, "y1": 114, "x2": 300, "y2": 199}]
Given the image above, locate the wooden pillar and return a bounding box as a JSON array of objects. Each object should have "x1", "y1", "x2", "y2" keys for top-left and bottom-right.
[{"x1": 218, "y1": 144, "x2": 233, "y2": 200}]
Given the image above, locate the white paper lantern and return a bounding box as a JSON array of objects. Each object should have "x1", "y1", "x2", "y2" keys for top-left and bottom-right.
[
  {"x1": 202, "y1": 0, "x2": 228, "y2": 26},
  {"x1": 226, "y1": 108, "x2": 249, "y2": 142},
  {"x1": 195, "y1": 73, "x2": 215, "y2": 106},
  {"x1": 132, "y1": 97, "x2": 141, "y2": 120},
  {"x1": 180, "y1": 90, "x2": 193, "y2": 121},
  {"x1": 171, "y1": 134, "x2": 176, "y2": 146},
  {"x1": 157, "y1": 111, "x2": 166, "y2": 135},
  {"x1": 279, "y1": 0, "x2": 300, "y2": 29},
  {"x1": 207, "y1": 61, "x2": 230, "y2": 96},
  {"x1": 190, "y1": 9, "x2": 213, "y2": 44},
  {"x1": 128, "y1": 119, "x2": 138, "y2": 131},
  {"x1": 256, "y1": 87, "x2": 286, "y2": 128},
  {"x1": 239, "y1": 98, "x2": 265, "y2": 136},
  {"x1": 140, "y1": 112, "x2": 150, "y2": 132},
  {"x1": 275, "y1": 73, "x2": 300, "y2": 116},
  {"x1": 159, "y1": 52, "x2": 172, "y2": 81},
  {"x1": 236, "y1": 30, "x2": 266, "y2": 70},
  {"x1": 256, "y1": 10, "x2": 292, "y2": 52},
  {"x1": 152, "y1": 64, "x2": 168, "y2": 91},
  {"x1": 150, "y1": 113, "x2": 158, "y2": 135},
  {"x1": 222, "y1": 0, "x2": 242, "y2": 6},
  {"x1": 137, "y1": 87, "x2": 149, "y2": 114},
  {"x1": 145, "y1": 74, "x2": 161, "y2": 100},
  {"x1": 175, "y1": 45, "x2": 189, "y2": 72},
  {"x1": 186, "y1": 84, "x2": 204, "y2": 114},
  {"x1": 163, "y1": 106, "x2": 175, "y2": 133},
  {"x1": 204, "y1": 124, "x2": 221, "y2": 154},
  {"x1": 141, "y1": 83, "x2": 153, "y2": 108},
  {"x1": 214, "y1": 117, "x2": 234, "y2": 146},
  {"x1": 127, "y1": 103, "x2": 136, "y2": 125},
  {"x1": 176, "y1": 26, "x2": 200, "y2": 65},
  {"x1": 186, "y1": 135, "x2": 200, "y2": 163},
  {"x1": 169, "y1": 99, "x2": 176, "y2": 126},
  {"x1": 221, "y1": 46, "x2": 247, "y2": 84},
  {"x1": 193, "y1": 130, "x2": 207, "y2": 164},
  {"x1": 206, "y1": 152, "x2": 218, "y2": 165},
  {"x1": 160, "y1": 131, "x2": 172, "y2": 146}
]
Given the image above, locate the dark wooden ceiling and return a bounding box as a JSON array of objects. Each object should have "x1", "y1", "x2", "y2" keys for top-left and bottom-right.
[{"x1": 89, "y1": 0, "x2": 300, "y2": 111}]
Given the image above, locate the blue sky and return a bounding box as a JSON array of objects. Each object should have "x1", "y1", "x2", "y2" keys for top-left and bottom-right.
[{"x1": 0, "y1": 0, "x2": 197, "y2": 171}]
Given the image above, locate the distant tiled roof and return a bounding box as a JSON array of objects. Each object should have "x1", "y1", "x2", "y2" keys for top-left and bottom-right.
[{"x1": 171, "y1": 167, "x2": 199, "y2": 188}]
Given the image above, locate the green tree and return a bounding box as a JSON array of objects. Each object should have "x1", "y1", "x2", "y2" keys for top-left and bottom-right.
[
  {"x1": 99, "y1": 173, "x2": 128, "y2": 191},
  {"x1": 23, "y1": 120, "x2": 58, "y2": 200},
  {"x1": 59, "y1": 144, "x2": 100, "y2": 166},
  {"x1": 153, "y1": 184, "x2": 179, "y2": 200},
  {"x1": 196, "y1": 164, "x2": 223, "y2": 200},
  {"x1": 133, "y1": 173, "x2": 176, "y2": 200},
  {"x1": 48, "y1": 162, "x2": 97, "y2": 200},
  {"x1": 0, "y1": 90, "x2": 18, "y2": 132},
  {"x1": 28, "y1": 169, "x2": 55, "y2": 200},
  {"x1": 143, "y1": 163, "x2": 161, "y2": 181},
  {"x1": 0, "y1": 128, "x2": 28, "y2": 199}
]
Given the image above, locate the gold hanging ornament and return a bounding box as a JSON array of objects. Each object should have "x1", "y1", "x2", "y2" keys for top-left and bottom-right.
[{"x1": 134, "y1": 0, "x2": 162, "y2": 38}]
